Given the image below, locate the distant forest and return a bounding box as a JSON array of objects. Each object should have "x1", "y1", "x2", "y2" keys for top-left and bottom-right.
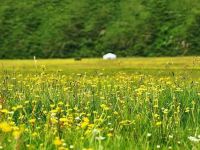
[{"x1": 0, "y1": 0, "x2": 200, "y2": 58}]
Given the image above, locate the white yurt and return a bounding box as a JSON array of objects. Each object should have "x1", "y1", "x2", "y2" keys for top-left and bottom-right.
[{"x1": 103, "y1": 53, "x2": 117, "y2": 60}]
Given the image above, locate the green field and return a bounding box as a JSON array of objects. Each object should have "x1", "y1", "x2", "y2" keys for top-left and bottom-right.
[{"x1": 0, "y1": 57, "x2": 200, "y2": 149}]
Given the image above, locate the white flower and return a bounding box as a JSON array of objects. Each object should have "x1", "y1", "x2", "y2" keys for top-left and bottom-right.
[
  {"x1": 51, "y1": 113, "x2": 56, "y2": 117},
  {"x1": 8, "y1": 111, "x2": 14, "y2": 115},
  {"x1": 75, "y1": 117, "x2": 81, "y2": 121},
  {"x1": 70, "y1": 145, "x2": 74, "y2": 149},
  {"x1": 147, "y1": 133, "x2": 151, "y2": 137},
  {"x1": 93, "y1": 129, "x2": 100, "y2": 135},
  {"x1": 188, "y1": 136, "x2": 200, "y2": 143},
  {"x1": 95, "y1": 136, "x2": 106, "y2": 140},
  {"x1": 157, "y1": 145, "x2": 161, "y2": 149},
  {"x1": 169, "y1": 135, "x2": 173, "y2": 139},
  {"x1": 168, "y1": 146, "x2": 172, "y2": 149}
]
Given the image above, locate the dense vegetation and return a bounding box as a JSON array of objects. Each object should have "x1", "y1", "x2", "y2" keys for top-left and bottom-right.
[
  {"x1": 0, "y1": 0, "x2": 200, "y2": 58},
  {"x1": 0, "y1": 58, "x2": 199, "y2": 149}
]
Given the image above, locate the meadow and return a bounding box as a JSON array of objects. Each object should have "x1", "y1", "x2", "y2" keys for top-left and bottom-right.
[{"x1": 0, "y1": 57, "x2": 200, "y2": 150}]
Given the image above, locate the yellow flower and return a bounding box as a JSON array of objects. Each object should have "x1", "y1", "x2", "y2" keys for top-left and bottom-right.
[
  {"x1": 0, "y1": 109, "x2": 9, "y2": 114},
  {"x1": 154, "y1": 114, "x2": 159, "y2": 118},
  {"x1": 32, "y1": 132, "x2": 38, "y2": 137},
  {"x1": 163, "y1": 109, "x2": 168, "y2": 114},
  {"x1": 60, "y1": 118, "x2": 67, "y2": 122},
  {"x1": 185, "y1": 107, "x2": 190, "y2": 113},
  {"x1": 54, "y1": 137, "x2": 62, "y2": 146},
  {"x1": 0, "y1": 122, "x2": 12, "y2": 132},
  {"x1": 113, "y1": 111, "x2": 118, "y2": 115},
  {"x1": 100, "y1": 104, "x2": 109, "y2": 110},
  {"x1": 29, "y1": 119, "x2": 36, "y2": 124},
  {"x1": 58, "y1": 101, "x2": 64, "y2": 106},
  {"x1": 16, "y1": 105, "x2": 23, "y2": 109},
  {"x1": 12, "y1": 107, "x2": 17, "y2": 111},
  {"x1": 83, "y1": 117, "x2": 89, "y2": 123},
  {"x1": 156, "y1": 121, "x2": 162, "y2": 126},
  {"x1": 81, "y1": 117, "x2": 89, "y2": 128},
  {"x1": 107, "y1": 133, "x2": 113, "y2": 137},
  {"x1": 13, "y1": 130, "x2": 21, "y2": 139},
  {"x1": 58, "y1": 147, "x2": 68, "y2": 150},
  {"x1": 51, "y1": 118, "x2": 58, "y2": 124}
]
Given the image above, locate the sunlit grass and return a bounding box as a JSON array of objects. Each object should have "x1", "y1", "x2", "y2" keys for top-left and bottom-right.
[{"x1": 0, "y1": 56, "x2": 200, "y2": 70}]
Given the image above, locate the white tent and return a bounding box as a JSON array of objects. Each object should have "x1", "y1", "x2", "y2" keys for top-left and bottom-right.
[{"x1": 103, "y1": 53, "x2": 117, "y2": 60}]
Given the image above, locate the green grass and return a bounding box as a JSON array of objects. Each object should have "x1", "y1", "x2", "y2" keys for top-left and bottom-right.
[{"x1": 0, "y1": 57, "x2": 200, "y2": 150}]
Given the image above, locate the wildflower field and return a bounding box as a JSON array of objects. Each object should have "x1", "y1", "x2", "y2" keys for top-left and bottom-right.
[{"x1": 0, "y1": 57, "x2": 200, "y2": 150}]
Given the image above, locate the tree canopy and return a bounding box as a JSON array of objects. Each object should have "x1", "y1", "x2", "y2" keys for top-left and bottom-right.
[{"x1": 0, "y1": 0, "x2": 200, "y2": 58}]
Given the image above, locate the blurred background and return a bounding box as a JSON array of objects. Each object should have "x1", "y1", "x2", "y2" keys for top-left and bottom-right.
[{"x1": 0, "y1": 0, "x2": 200, "y2": 59}]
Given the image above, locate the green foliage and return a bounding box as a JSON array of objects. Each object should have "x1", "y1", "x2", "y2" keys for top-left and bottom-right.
[{"x1": 0, "y1": 0, "x2": 200, "y2": 58}]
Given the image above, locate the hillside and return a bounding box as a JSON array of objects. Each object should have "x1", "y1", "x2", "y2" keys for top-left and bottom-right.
[{"x1": 0, "y1": 0, "x2": 200, "y2": 58}]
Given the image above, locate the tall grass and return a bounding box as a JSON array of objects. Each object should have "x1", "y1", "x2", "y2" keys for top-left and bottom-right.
[{"x1": 0, "y1": 58, "x2": 199, "y2": 149}]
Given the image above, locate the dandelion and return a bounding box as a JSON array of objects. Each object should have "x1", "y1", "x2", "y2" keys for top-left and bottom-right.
[
  {"x1": 0, "y1": 109, "x2": 9, "y2": 114},
  {"x1": 58, "y1": 101, "x2": 64, "y2": 106},
  {"x1": 13, "y1": 130, "x2": 21, "y2": 140},
  {"x1": 58, "y1": 147, "x2": 67, "y2": 150},
  {"x1": 32, "y1": 132, "x2": 38, "y2": 137},
  {"x1": 113, "y1": 111, "x2": 118, "y2": 115},
  {"x1": 156, "y1": 122, "x2": 162, "y2": 126},
  {"x1": 54, "y1": 137, "x2": 62, "y2": 146},
  {"x1": 0, "y1": 122, "x2": 12, "y2": 132},
  {"x1": 60, "y1": 118, "x2": 68, "y2": 122},
  {"x1": 107, "y1": 133, "x2": 113, "y2": 137},
  {"x1": 100, "y1": 104, "x2": 109, "y2": 110},
  {"x1": 81, "y1": 117, "x2": 89, "y2": 128},
  {"x1": 29, "y1": 119, "x2": 36, "y2": 124}
]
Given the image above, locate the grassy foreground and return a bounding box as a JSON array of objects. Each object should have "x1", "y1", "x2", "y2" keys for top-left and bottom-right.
[{"x1": 0, "y1": 57, "x2": 200, "y2": 150}]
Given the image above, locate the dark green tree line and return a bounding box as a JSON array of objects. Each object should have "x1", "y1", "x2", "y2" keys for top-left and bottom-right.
[{"x1": 0, "y1": 0, "x2": 200, "y2": 58}]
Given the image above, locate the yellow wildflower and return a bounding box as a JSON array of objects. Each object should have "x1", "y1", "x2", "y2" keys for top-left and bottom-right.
[
  {"x1": 0, "y1": 122, "x2": 12, "y2": 132},
  {"x1": 13, "y1": 130, "x2": 21, "y2": 139},
  {"x1": 29, "y1": 119, "x2": 36, "y2": 124},
  {"x1": 60, "y1": 118, "x2": 68, "y2": 122},
  {"x1": 156, "y1": 121, "x2": 162, "y2": 126},
  {"x1": 81, "y1": 117, "x2": 89, "y2": 128},
  {"x1": 54, "y1": 137, "x2": 62, "y2": 146},
  {"x1": 0, "y1": 109, "x2": 9, "y2": 114}
]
